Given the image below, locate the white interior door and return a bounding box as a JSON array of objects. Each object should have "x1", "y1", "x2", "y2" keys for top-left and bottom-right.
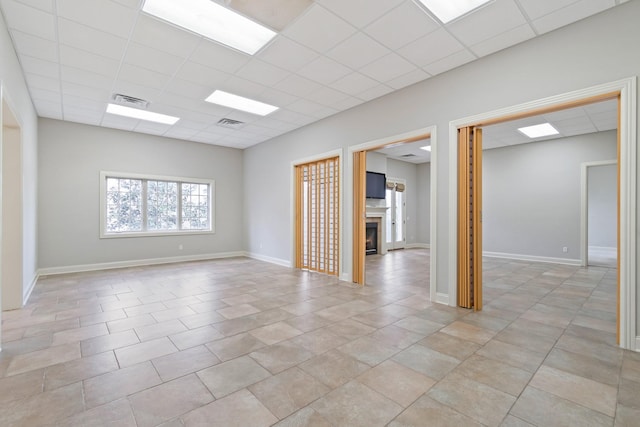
[{"x1": 386, "y1": 179, "x2": 405, "y2": 250}]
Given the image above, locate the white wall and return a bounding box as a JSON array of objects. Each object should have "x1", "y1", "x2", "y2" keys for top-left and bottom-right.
[
  {"x1": 588, "y1": 163, "x2": 617, "y2": 248},
  {"x1": 38, "y1": 119, "x2": 244, "y2": 271},
  {"x1": 243, "y1": 1, "x2": 639, "y2": 301},
  {"x1": 482, "y1": 131, "x2": 617, "y2": 261},
  {"x1": 417, "y1": 162, "x2": 431, "y2": 244}
]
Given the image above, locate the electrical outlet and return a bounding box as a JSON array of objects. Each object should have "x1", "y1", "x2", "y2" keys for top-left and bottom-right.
[{"x1": 562, "y1": 246, "x2": 568, "y2": 253}]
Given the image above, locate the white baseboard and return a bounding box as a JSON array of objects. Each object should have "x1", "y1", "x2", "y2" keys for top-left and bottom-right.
[
  {"x1": 23, "y1": 273, "x2": 39, "y2": 306},
  {"x1": 406, "y1": 243, "x2": 430, "y2": 249},
  {"x1": 38, "y1": 251, "x2": 245, "y2": 276},
  {"x1": 243, "y1": 252, "x2": 291, "y2": 268},
  {"x1": 435, "y1": 292, "x2": 449, "y2": 305},
  {"x1": 483, "y1": 251, "x2": 581, "y2": 266}
]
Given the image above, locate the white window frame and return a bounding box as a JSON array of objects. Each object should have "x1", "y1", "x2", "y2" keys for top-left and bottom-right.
[{"x1": 100, "y1": 171, "x2": 215, "y2": 238}]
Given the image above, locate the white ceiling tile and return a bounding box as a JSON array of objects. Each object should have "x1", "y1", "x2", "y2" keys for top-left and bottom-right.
[
  {"x1": 332, "y1": 96, "x2": 363, "y2": 111},
  {"x1": 257, "y1": 36, "x2": 318, "y2": 72},
  {"x1": 386, "y1": 68, "x2": 430, "y2": 90},
  {"x1": 10, "y1": 30, "x2": 58, "y2": 62},
  {"x1": 242, "y1": 124, "x2": 283, "y2": 138},
  {"x1": 20, "y1": 55, "x2": 59, "y2": 79},
  {"x1": 134, "y1": 121, "x2": 173, "y2": 135},
  {"x1": 217, "y1": 76, "x2": 268, "y2": 100},
  {"x1": 518, "y1": 0, "x2": 580, "y2": 20},
  {"x1": 364, "y1": 1, "x2": 440, "y2": 50},
  {"x1": 59, "y1": 45, "x2": 120, "y2": 77},
  {"x1": 309, "y1": 106, "x2": 338, "y2": 119},
  {"x1": 274, "y1": 74, "x2": 322, "y2": 97},
  {"x1": 33, "y1": 99, "x2": 63, "y2": 117},
  {"x1": 355, "y1": 84, "x2": 394, "y2": 101},
  {"x1": 326, "y1": 32, "x2": 390, "y2": 70},
  {"x1": 331, "y1": 72, "x2": 380, "y2": 96},
  {"x1": 123, "y1": 43, "x2": 183, "y2": 77},
  {"x1": 532, "y1": 0, "x2": 616, "y2": 34},
  {"x1": 286, "y1": 99, "x2": 326, "y2": 116},
  {"x1": 224, "y1": 109, "x2": 263, "y2": 124},
  {"x1": 164, "y1": 117, "x2": 209, "y2": 131},
  {"x1": 423, "y1": 49, "x2": 475, "y2": 76},
  {"x1": 283, "y1": 4, "x2": 357, "y2": 53},
  {"x1": 316, "y1": 0, "x2": 404, "y2": 29},
  {"x1": 269, "y1": 108, "x2": 315, "y2": 126},
  {"x1": 188, "y1": 39, "x2": 251, "y2": 74},
  {"x1": 58, "y1": 18, "x2": 127, "y2": 60},
  {"x1": 236, "y1": 59, "x2": 290, "y2": 87},
  {"x1": 297, "y1": 56, "x2": 352, "y2": 85},
  {"x1": 174, "y1": 61, "x2": 231, "y2": 88},
  {"x1": 63, "y1": 94, "x2": 106, "y2": 112},
  {"x1": 61, "y1": 81, "x2": 111, "y2": 102},
  {"x1": 253, "y1": 117, "x2": 298, "y2": 132},
  {"x1": 118, "y1": 63, "x2": 171, "y2": 90},
  {"x1": 29, "y1": 87, "x2": 61, "y2": 103},
  {"x1": 164, "y1": 78, "x2": 210, "y2": 99},
  {"x1": 258, "y1": 88, "x2": 298, "y2": 107},
  {"x1": 63, "y1": 108, "x2": 103, "y2": 125},
  {"x1": 131, "y1": 14, "x2": 200, "y2": 59},
  {"x1": 56, "y1": 0, "x2": 137, "y2": 37},
  {"x1": 304, "y1": 86, "x2": 350, "y2": 106},
  {"x1": 359, "y1": 52, "x2": 416, "y2": 82},
  {"x1": 1, "y1": 0, "x2": 55, "y2": 40},
  {"x1": 583, "y1": 99, "x2": 617, "y2": 114},
  {"x1": 448, "y1": 0, "x2": 527, "y2": 45},
  {"x1": 110, "y1": 0, "x2": 141, "y2": 9},
  {"x1": 398, "y1": 29, "x2": 464, "y2": 68},
  {"x1": 10, "y1": 0, "x2": 53, "y2": 12},
  {"x1": 469, "y1": 24, "x2": 536, "y2": 57},
  {"x1": 24, "y1": 72, "x2": 60, "y2": 91}
]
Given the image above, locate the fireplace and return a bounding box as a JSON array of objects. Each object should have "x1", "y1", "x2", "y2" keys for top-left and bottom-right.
[{"x1": 366, "y1": 222, "x2": 379, "y2": 255}]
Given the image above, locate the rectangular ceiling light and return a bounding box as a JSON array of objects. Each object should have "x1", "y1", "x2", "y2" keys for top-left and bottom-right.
[
  {"x1": 517, "y1": 123, "x2": 560, "y2": 139},
  {"x1": 106, "y1": 104, "x2": 180, "y2": 125},
  {"x1": 420, "y1": 146, "x2": 432, "y2": 151},
  {"x1": 205, "y1": 90, "x2": 279, "y2": 116},
  {"x1": 417, "y1": 0, "x2": 492, "y2": 23},
  {"x1": 142, "y1": 0, "x2": 277, "y2": 55}
]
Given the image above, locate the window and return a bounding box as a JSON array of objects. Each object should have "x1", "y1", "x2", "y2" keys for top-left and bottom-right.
[{"x1": 101, "y1": 172, "x2": 214, "y2": 238}]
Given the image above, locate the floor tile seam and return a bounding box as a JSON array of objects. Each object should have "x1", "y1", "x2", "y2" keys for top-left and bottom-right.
[{"x1": 524, "y1": 383, "x2": 616, "y2": 420}]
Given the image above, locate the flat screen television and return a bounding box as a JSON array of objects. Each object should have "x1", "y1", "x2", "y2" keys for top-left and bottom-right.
[{"x1": 366, "y1": 171, "x2": 386, "y2": 199}]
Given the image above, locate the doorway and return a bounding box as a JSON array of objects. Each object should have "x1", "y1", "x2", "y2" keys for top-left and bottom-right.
[
  {"x1": 1, "y1": 97, "x2": 24, "y2": 311},
  {"x1": 451, "y1": 78, "x2": 636, "y2": 349},
  {"x1": 385, "y1": 178, "x2": 406, "y2": 251},
  {"x1": 583, "y1": 161, "x2": 617, "y2": 268}
]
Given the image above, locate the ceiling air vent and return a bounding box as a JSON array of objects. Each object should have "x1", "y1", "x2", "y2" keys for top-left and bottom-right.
[
  {"x1": 400, "y1": 154, "x2": 417, "y2": 158},
  {"x1": 112, "y1": 94, "x2": 150, "y2": 109},
  {"x1": 217, "y1": 118, "x2": 245, "y2": 129}
]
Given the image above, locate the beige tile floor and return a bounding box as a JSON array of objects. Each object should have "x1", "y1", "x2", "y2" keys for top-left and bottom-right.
[{"x1": 0, "y1": 249, "x2": 638, "y2": 426}]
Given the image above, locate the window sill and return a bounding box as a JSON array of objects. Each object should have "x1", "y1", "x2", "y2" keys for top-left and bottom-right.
[{"x1": 100, "y1": 229, "x2": 215, "y2": 239}]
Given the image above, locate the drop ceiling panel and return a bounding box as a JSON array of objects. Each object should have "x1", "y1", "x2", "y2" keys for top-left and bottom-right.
[
  {"x1": 297, "y1": 56, "x2": 352, "y2": 85},
  {"x1": 398, "y1": 29, "x2": 465, "y2": 68},
  {"x1": 532, "y1": 0, "x2": 615, "y2": 34},
  {"x1": 469, "y1": 24, "x2": 536, "y2": 57},
  {"x1": 364, "y1": 1, "x2": 440, "y2": 50},
  {"x1": 283, "y1": 4, "x2": 356, "y2": 53},
  {"x1": 131, "y1": 14, "x2": 200, "y2": 58},
  {"x1": 10, "y1": 30, "x2": 58, "y2": 62},
  {"x1": 359, "y1": 52, "x2": 417, "y2": 83},
  {"x1": 257, "y1": 36, "x2": 318, "y2": 72},
  {"x1": 58, "y1": 18, "x2": 127, "y2": 60},
  {"x1": 0, "y1": 0, "x2": 626, "y2": 148},
  {"x1": 326, "y1": 32, "x2": 390, "y2": 70},
  {"x1": 448, "y1": 0, "x2": 527, "y2": 46},
  {"x1": 1, "y1": 0, "x2": 55, "y2": 40}
]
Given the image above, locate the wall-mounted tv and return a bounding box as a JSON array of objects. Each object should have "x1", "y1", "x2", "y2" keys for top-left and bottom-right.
[{"x1": 366, "y1": 171, "x2": 386, "y2": 199}]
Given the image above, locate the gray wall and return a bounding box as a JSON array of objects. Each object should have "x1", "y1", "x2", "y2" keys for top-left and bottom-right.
[
  {"x1": 417, "y1": 162, "x2": 431, "y2": 244},
  {"x1": 0, "y1": 8, "x2": 39, "y2": 308},
  {"x1": 588, "y1": 163, "x2": 617, "y2": 248},
  {"x1": 242, "y1": 2, "x2": 639, "y2": 300},
  {"x1": 38, "y1": 119, "x2": 244, "y2": 270},
  {"x1": 483, "y1": 131, "x2": 617, "y2": 260}
]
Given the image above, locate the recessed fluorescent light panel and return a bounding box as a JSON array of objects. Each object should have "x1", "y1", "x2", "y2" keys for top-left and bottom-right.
[
  {"x1": 142, "y1": 0, "x2": 277, "y2": 55},
  {"x1": 205, "y1": 90, "x2": 279, "y2": 116},
  {"x1": 517, "y1": 123, "x2": 560, "y2": 139},
  {"x1": 420, "y1": 146, "x2": 432, "y2": 151},
  {"x1": 417, "y1": 0, "x2": 492, "y2": 23},
  {"x1": 106, "y1": 104, "x2": 180, "y2": 125}
]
